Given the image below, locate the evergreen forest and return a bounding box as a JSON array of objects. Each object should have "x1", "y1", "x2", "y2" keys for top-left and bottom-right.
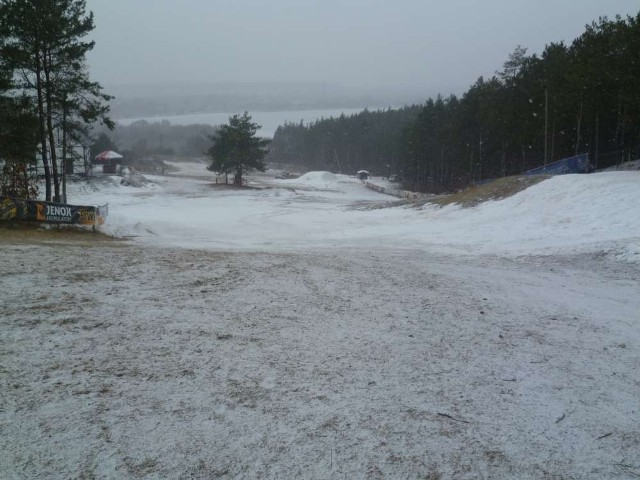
[
  {"x1": 267, "y1": 14, "x2": 640, "y2": 192},
  {"x1": 0, "y1": 0, "x2": 112, "y2": 201}
]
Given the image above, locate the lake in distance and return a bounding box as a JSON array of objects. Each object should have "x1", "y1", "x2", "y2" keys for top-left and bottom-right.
[{"x1": 116, "y1": 107, "x2": 380, "y2": 138}]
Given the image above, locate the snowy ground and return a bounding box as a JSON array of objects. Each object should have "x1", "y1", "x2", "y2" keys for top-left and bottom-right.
[{"x1": 1, "y1": 164, "x2": 639, "y2": 479}]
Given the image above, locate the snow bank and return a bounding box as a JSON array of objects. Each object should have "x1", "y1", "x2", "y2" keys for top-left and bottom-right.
[
  {"x1": 419, "y1": 172, "x2": 640, "y2": 258},
  {"x1": 280, "y1": 171, "x2": 365, "y2": 192},
  {"x1": 296, "y1": 171, "x2": 341, "y2": 184}
]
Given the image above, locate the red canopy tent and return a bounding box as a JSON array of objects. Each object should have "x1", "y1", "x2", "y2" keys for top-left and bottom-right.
[
  {"x1": 94, "y1": 150, "x2": 123, "y2": 174},
  {"x1": 94, "y1": 150, "x2": 123, "y2": 164}
]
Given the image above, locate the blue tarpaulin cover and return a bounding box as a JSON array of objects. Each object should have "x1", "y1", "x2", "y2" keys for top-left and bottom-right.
[{"x1": 525, "y1": 154, "x2": 591, "y2": 175}]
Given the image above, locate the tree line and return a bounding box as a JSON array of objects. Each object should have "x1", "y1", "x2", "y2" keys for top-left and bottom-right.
[
  {"x1": 92, "y1": 120, "x2": 217, "y2": 161},
  {"x1": 0, "y1": 0, "x2": 112, "y2": 201},
  {"x1": 267, "y1": 106, "x2": 422, "y2": 175},
  {"x1": 267, "y1": 13, "x2": 640, "y2": 192}
]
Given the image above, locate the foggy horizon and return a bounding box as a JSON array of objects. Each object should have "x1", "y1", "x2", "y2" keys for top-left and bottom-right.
[
  {"x1": 104, "y1": 80, "x2": 457, "y2": 117},
  {"x1": 87, "y1": 0, "x2": 639, "y2": 102}
]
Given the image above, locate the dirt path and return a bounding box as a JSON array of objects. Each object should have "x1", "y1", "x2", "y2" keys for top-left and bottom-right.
[{"x1": 1, "y1": 238, "x2": 639, "y2": 478}]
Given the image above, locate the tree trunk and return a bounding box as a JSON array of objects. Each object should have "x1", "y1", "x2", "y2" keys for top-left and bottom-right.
[
  {"x1": 43, "y1": 49, "x2": 60, "y2": 202},
  {"x1": 550, "y1": 122, "x2": 556, "y2": 162},
  {"x1": 614, "y1": 95, "x2": 622, "y2": 153},
  {"x1": 619, "y1": 105, "x2": 627, "y2": 165},
  {"x1": 544, "y1": 85, "x2": 549, "y2": 166},
  {"x1": 501, "y1": 140, "x2": 507, "y2": 177},
  {"x1": 575, "y1": 97, "x2": 583, "y2": 155},
  {"x1": 478, "y1": 135, "x2": 483, "y2": 181},
  {"x1": 35, "y1": 52, "x2": 51, "y2": 201},
  {"x1": 62, "y1": 99, "x2": 67, "y2": 203},
  {"x1": 440, "y1": 145, "x2": 445, "y2": 184},
  {"x1": 594, "y1": 114, "x2": 599, "y2": 170},
  {"x1": 333, "y1": 149, "x2": 342, "y2": 173}
]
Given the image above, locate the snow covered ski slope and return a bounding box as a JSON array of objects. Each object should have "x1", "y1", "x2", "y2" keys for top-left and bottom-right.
[
  {"x1": 1, "y1": 164, "x2": 639, "y2": 478},
  {"x1": 69, "y1": 165, "x2": 640, "y2": 262}
]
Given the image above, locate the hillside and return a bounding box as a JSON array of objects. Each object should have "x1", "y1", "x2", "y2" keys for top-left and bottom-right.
[
  {"x1": 2, "y1": 167, "x2": 639, "y2": 478},
  {"x1": 50, "y1": 167, "x2": 639, "y2": 262}
]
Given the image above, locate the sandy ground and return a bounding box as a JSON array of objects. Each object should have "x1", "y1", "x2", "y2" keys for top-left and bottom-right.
[{"x1": 1, "y1": 235, "x2": 639, "y2": 479}]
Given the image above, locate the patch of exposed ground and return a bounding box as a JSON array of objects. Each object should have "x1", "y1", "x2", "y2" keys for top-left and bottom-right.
[
  {"x1": 427, "y1": 175, "x2": 550, "y2": 208},
  {"x1": 0, "y1": 223, "x2": 120, "y2": 246}
]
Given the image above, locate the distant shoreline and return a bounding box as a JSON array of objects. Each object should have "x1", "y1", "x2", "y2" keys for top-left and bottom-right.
[{"x1": 115, "y1": 107, "x2": 386, "y2": 137}]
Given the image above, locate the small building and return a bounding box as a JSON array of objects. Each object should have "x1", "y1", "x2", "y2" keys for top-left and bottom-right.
[
  {"x1": 31, "y1": 144, "x2": 92, "y2": 177},
  {"x1": 94, "y1": 150, "x2": 123, "y2": 174},
  {"x1": 357, "y1": 170, "x2": 370, "y2": 180}
]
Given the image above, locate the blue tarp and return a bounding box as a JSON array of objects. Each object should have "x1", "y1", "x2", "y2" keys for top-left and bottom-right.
[{"x1": 525, "y1": 154, "x2": 591, "y2": 176}]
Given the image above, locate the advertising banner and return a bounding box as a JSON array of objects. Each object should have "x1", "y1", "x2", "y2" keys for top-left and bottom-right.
[{"x1": 0, "y1": 197, "x2": 107, "y2": 226}]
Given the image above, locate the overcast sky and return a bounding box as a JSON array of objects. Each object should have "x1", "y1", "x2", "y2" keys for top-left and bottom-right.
[{"x1": 85, "y1": 0, "x2": 639, "y2": 96}]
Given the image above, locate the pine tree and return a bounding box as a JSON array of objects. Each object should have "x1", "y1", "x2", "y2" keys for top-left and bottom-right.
[
  {"x1": 207, "y1": 113, "x2": 269, "y2": 186},
  {"x1": 0, "y1": 0, "x2": 112, "y2": 202},
  {"x1": 0, "y1": 37, "x2": 38, "y2": 198}
]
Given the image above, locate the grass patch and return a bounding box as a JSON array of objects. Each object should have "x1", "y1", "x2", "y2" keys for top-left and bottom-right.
[
  {"x1": 427, "y1": 175, "x2": 550, "y2": 208},
  {"x1": 0, "y1": 221, "x2": 120, "y2": 245}
]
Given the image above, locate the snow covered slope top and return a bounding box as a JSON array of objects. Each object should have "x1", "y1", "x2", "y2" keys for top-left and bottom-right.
[{"x1": 64, "y1": 166, "x2": 640, "y2": 261}]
